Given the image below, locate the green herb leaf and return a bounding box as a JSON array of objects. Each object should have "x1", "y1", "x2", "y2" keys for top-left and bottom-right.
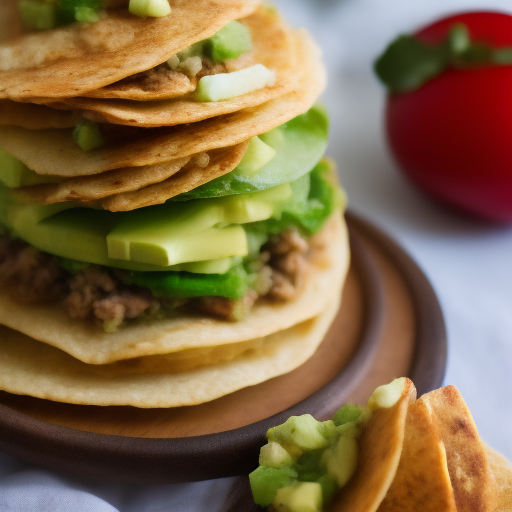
[{"x1": 374, "y1": 35, "x2": 450, "y2": 93}]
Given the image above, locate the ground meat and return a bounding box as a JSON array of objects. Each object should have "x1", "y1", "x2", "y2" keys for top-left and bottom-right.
[
  {"x1": 196, "y1": 290, "x2": 259, "y2": 322},
  {"x1": 0, "y1": 237, "x2": 67, "y2": 303},
  {"x1": 264, "y1": 229, "x2": 310, "y2": 302},
  {"x1": 0, "y1": 227, "x2": 313, "y2": 327}
]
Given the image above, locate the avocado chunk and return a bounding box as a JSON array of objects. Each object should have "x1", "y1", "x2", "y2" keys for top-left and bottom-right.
[
  {"x1": 367, "y1": 377, "x2": 406, "y2": 410},
  {"x1": 19, "y1": 0, "x2": 58, "y2": 31},
  {"x1": 196, "y1": 64, "x2": 275, "y2": 102},
  {"x1": 259, "y1": 442, "x2": 294, "y2": 469},
  {"x1": 0, "y1": 147, "x2": 61, "y2": 188},
  {"x1": 273, "y1": 482, "x2": 323, "y2": 512},
  {"x1": 249, "y1": 466, "x2": 298, "y2": 507},
  {"x1": 332, "y1": 404, "x2": 363, "y2": 427},
  {"x1": 205, "y1": 21, "x2": 252, "y2": 63},
  {"x1": 57, "y1": 0, "x2": 102, "y2": 25},
  {"x1": 237, "y1": 137, "x2": 276, "y2": 177},
  {"x1": 73, "y1": 120, "x2": 105, "y2": 152},
  {"x1": 129, "y1": 0, "x2": 171, "y2": 18},
  {"x1": 321, "y1": 435, "x2": 358, "y2": 488},
  {"x1": 267, "y1": 415, "x2": 330, "y2": 453}
]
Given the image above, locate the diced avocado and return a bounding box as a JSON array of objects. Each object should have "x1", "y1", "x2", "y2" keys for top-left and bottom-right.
[
  {"x1": 318, "y1": 420, "x2": 337, "y2": 445},
  {"x1": 322, "y1": 436, "x2": 358, "y2": 488},
  {"x1": 259, "y1": 442, "x2": 294, "y2": 469},
  {"x1": 317, "y1": 475, "x2": 338, "y2": 507},
  {"x1": 237, "y1": 137, "x2": 276, "y2": 177},
  {"x1": 73, "y1": 120, "x2": 104, "y2": 152},
  {"x1": 332, "y1": 404, "x2": 363, "y2": 427},
  {"x1": 129, "y1": 0, "x2": 171, "y2": 18},
  {"x1": 196, "y1": 64, "x2": 275, "y2": 102},
  {"x1": 176, "y1": 105, "x2": 329, "y2": 200},
  {"x1": 267, "y1": 415, "x2": 329, "y2": 453},
  {"x1": 249, "y1": 466, "x2": 298, "y2": 507},
  {"x1": 205, "y1": 21, "x2": 252, "y2": 63},
  {"x1": 273, "y1": 482, "x2": 323, "y2": 512},
  {"x1": 367, "y1": 377, "x2": 406, "y2": 410},
  {"x1": 0, "y1": 147, "x2": 61, "y2": 188},
  {"x1": 19, "y1": 0, "x2": 58, "y2": 31},
  {"x1": 294, "y1": 449, "x2": 325, "y2": 482},
  {"x1": 74, "y1": 6, "x2": 99, "y2": 22},
  {"x1": 107, "y1": 184, "x2": 290, "y2": 267}
]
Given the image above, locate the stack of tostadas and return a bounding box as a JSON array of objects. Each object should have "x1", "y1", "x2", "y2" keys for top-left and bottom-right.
[{"x1": 0, "y1": 0, "x2": 350, "y2": 408}]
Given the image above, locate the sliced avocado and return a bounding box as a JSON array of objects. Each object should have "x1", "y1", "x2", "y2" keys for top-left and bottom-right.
[
  {"x1": 129, "y1": 0, "x2": 171, "y2": 18},
  {"x1": 267, "y1": 415, "x2": 329, "y2": 453},
  {"x1": 196, "y1": 64, "x2": 275, "y2": 102},
  {"x1": 249, "y1": 466, "x2": 298, "y2": 508},
  {"x1": 175, "y1": 105, "x2": 329, "y2": 200},
  {"x1": 107, "y1": 184, "x2": 290, "y2": 267},
  {"x1": 0, "y1": 147, "x2": 61, "y2": 188},
  {"x1": 237, "y1": 137, "x2": 276, "y2": 177},
  {"x1": 259, "y1": 442, "x2": 294, "y2": 469},
  {"x1": 205, "y1": 21, "x2": 252, "y2": 63},
  {"x1": 273, "y1": 482, "x2": 323, "y2": 512},
  {"x1": 73, "y1": 120, "x2": 105, "y2": 152},
  {"x1": 19, "y1": 0, "x2": 57, "y2": 31}
]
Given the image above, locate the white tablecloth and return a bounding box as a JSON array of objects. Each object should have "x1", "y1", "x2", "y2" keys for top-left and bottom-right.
[{"x1": 2, "y1": 1, "x2": 512, "y2": 510}]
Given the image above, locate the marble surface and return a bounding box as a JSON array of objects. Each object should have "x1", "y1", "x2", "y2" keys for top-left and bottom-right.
[{"x1": 1, "y1": 1, "x2": 512, "y2": 510}]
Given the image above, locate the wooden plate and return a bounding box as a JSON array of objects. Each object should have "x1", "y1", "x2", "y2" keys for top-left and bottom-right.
[{"x1": 0, "y1": 212, "x2": 446, "y2": 483}]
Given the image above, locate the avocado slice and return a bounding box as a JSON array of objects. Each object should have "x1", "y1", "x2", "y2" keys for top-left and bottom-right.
[
  {"x1": 237, "y1": 137, "x2": 276, "y2": 177},
  {"x1": 175, "y1": 105, "x2": 329, "y2": 200}
]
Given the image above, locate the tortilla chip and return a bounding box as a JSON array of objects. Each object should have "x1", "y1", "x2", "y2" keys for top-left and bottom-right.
[
  {"x1": 0, "y1": 294, "x2": 340, "y2": 408},
  {"x1": 0, "y1": 213, "x2": 347, "y2": 364},
  {"x1": 50, "y1": 9, "x2": 298, "y2": 128},
  {"x1": 330, "y1": 379, "x2": 417, "y2": 512},
  {"x1": 101, "y1": 142, "x2": 248, "y2": 211},
  {"x1": 420, "y1": 386, "x2": 498, "y2": 512},
  {"x1": 485, "y1": 445, "x2": 512, "y2": 512},
  {"x1": 378, "y1": 399, "x2": 457, "y2": 512},
  {"x1": 0, "y1": 0, "x2": 259, "y2": 99},
  {"x1": 0, "y1": 100, "x2": 80, "y2": 129},
  {"x1": 14, "y1": 156, "x2": 191, "y2": 204},
  {"x1": 0, "y1": 30, "x2": 324, "y2": 177}
]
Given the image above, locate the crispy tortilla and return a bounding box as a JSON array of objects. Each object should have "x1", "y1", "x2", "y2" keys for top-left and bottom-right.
[
  {"x1": 0, "y1": 30, "x2": 324, "y2": 177},
  {"x1": 485, "y1": 445, "x2": 512, "y2": 512},
  {"x1": 15, "y1": 143, "x2": 247, "y2": 207},
  {"x1": 0, "y1": 0, "x2": 259, "y2": 99},
  {"x1": 378, "y1": 399, "x2": 457, "y2": 512},
  {"x1": 420, "y1": 386, "x2": 498, "y2": 512},
  {"x1": 101, "y1": 142, "x2": 248, "y2": 211},
  {"x1": 0, "y1": 100, "x2": 80, "y2": 129},
  {"x1": 0, "y1": 294, "x2": 340, "y2": 408},
  {"x1": 330, "y1": 379, "x2": 417, "y2": 512},
  {"x1": 0, "y1": 213, "x2": 347, "y2": 364},
  {"x1": 50, "y1": 9, "x2": 298, "y2": 127}
]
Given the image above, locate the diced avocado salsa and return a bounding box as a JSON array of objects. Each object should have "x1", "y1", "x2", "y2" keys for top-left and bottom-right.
[
  {"x1": 250, "y1": 405, "x2": 369, "y2": 511},
  {"x1": 0, "y1": 107, "x2": 340, "y2": 315}
]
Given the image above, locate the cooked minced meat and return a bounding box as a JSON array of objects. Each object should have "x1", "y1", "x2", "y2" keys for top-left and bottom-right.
[{"x1": 0, "y1": 228, "x2": 311, "y2": 329}]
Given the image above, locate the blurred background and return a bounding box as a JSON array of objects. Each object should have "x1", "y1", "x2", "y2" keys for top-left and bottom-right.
[{"x1": 275, "y1": 0, "x2": 512, "y2": 458}]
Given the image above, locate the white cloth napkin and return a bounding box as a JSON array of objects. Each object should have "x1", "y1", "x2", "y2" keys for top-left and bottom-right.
[{"x1": 2, "y1": 0, "x2": 512, "y2": 509}]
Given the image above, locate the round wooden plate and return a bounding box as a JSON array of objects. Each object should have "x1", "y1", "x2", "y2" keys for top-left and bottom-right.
[{"x1": 0, "y1": 212, "x2": 447, "y2": 484}]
